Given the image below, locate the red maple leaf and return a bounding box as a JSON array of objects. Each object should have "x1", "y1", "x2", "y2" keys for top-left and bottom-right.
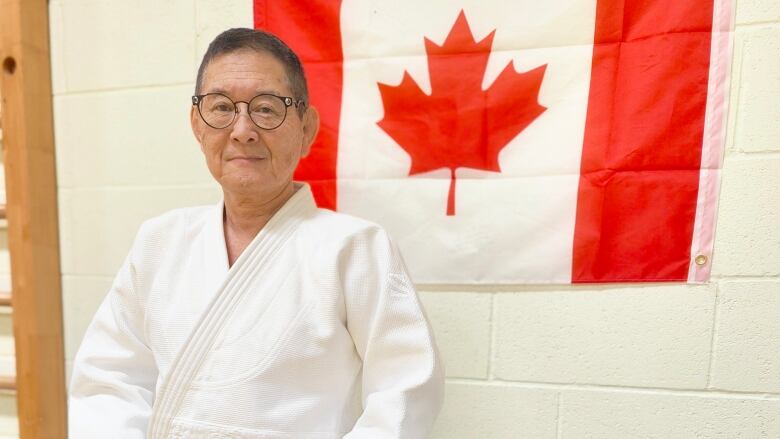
[{"x1": 377, "y1": 10, "x2": 547, "y2": 215}]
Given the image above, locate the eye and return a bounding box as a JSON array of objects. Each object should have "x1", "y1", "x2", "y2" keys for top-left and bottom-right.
[
  {"x1": 251, "y1": 103, "x2": 280, "y2": 117},
  {"x1": 213, "y1": 103, "x2": 233, "y2": 112}
]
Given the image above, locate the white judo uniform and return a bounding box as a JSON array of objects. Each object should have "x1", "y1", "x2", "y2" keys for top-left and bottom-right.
[{"x1": 69, "y1": 184, "x2": 444, "y2": 438}]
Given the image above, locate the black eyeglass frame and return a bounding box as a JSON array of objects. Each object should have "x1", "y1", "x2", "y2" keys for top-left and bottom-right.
[{"x1": 191, "y1": 92, "x2": 306, "y2": 130}]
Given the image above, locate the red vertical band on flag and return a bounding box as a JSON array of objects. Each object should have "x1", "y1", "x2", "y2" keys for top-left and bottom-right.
[
  {"x1": 572, "y1": 0, "x2": 714, "y2": 282},
  {"x1": 254, "y1": 1, "x2": 343, "y2": 209}
]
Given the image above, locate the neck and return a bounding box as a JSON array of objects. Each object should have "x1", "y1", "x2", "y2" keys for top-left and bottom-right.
[{"x1": 222, "y1": 182, "x2": 297, "y2": 237}]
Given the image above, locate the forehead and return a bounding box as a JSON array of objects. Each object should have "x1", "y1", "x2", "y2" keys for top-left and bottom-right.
[{"x1": 201, "y1": 50, "x2": 291, "y2": 94}]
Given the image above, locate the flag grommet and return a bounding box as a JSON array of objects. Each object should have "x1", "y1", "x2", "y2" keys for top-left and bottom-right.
[{"x1": 694, "y1": 255, "x2": 708, "y2": 266}]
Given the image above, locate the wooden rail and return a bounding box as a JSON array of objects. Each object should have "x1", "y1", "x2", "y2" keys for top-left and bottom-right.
[
  {"x1": 0, "y1": 0, "x2": 68, "y2": 437},
  {"x1": 0, "y1": 376, "x2": 15, "y2": 391},
  {"x1": 0, "y1": 292, "x2": 10, "y2": 307}
]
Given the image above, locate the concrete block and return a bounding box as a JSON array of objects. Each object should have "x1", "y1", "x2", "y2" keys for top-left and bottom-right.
[
  {"x1": 493, "y1": 285, "x2": 716, "y2": 388},
  {"x1": 194, "y1": 0, "x2": 254, "y2": 65},
  {"x1": 0, "y1": 310, "x2": 12, "y2": 357},
  {"x1": 65, "y1": 360, "x2": 73, "y2": 389},
  {"x1": 53, "y1": 85, "x2": 212, "y2": 188},
  {"x1": 710, "y1": 280, "x2": 780, "y2": 392},
  {"x1": 735, "y1": 0, "x2": 780, "y2": 25},
  {"x1": 0, "y1": 392, "x2": 17, "y2": 437},
  {"x1": 733, "y1": 25, "x2": 780, "y2": 152},
  {"x1": 60, "y1": 0, "x2": 195, "y2": 92},
  {"x1": 62, "y1": 276, "x2": 114, "y2": 361},
  {"x1": 49, "y1": 0, "x2": 67, "y2": 96},
  {"x1": 711, "y1": 157, "x2": 780, "y2": 276},
  {"x1": 0, "y1": 169, "x2": 5, "y2": 204},
  {"x1": 58, "y1": 185, "x2": 221, "y2": 277},
  {"x1": 560, "y1": 390, "x2": 780, "y2": 439},
  {"x1": 419, "y1": 292, "x2": 491, "y2": 379},
  {"x1": 430, "y1": 381, "x2": 558, "y2": 439},
  {"x1": 0, "y1": 231, "x2": 8, "y2": 276},
  {"x1": 0, "y1": 356, "x2": 14, "y2": 378},
  {"x1": 0, "y1": 277, "x2": 8, "y2": 297}
]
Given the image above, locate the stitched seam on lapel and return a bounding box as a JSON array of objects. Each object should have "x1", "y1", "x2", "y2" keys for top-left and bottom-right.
[{"x1": 149, "y1": 187, "x2": 315, "y2": 438}]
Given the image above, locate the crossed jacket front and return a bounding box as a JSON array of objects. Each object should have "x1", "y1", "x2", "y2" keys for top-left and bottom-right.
[{"x1": 68, "y1": 184, "x2": 444, "y2": 438}]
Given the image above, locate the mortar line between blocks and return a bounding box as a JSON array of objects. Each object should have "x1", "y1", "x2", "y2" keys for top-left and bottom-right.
[
  {"x1": 725, "y1": 32, "x2": 744, "y2": 152},
  {"x1": 417, "y1": 282, "x2": 697, "y2": 292},
  {"x1": 727, "y1": 150, "x2": 780, "y2": 158},
  {"x1": 735, "y1": 20, "x2": 780, "y2": 29},
  {"x1": 194, "y1": 0, "x2": 199, "y2": 70},
  {"x1": 446, "y1": 378, "x2": 780, "y2": 400},
  {"x1": 556, "y1": 393, "x2": 564, "y2": 439},
  {"x1": 487, "y1": 292, "x2": 497, "y2": 380},
  {"x1": 61, "y1": 274, "x2": 115, "y2": 282},
  {"x1": 58, "y1": 183, "x2": 218, "y2": 192},
  {"x1": 54, "y1": 1, "x2": 69, "y2": 95},
  {"x1": 61, "y1": 271, "x2": 138, "y2": 278},
  {"x1": 706, "y1": 280, "x2": 721, "y2": 388},
  {"x1": 55, "y1": 82, "x2": 195, "y2": 97},
  {"x1": 710, "y1": 274, "x2": 780, "y2": 281}
]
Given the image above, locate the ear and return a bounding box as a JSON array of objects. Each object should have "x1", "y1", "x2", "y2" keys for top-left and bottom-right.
[
  {"x1": 190, "y1": 104, "x2": 205, "y2": 152},
  {"x1": 300, "y1": 105, "x2": 320, "y2": 158}
]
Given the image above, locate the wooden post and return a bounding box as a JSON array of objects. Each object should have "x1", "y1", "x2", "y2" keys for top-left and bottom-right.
[{"x1": 0, "y1": 0, "x2": 68, "y2": 438}]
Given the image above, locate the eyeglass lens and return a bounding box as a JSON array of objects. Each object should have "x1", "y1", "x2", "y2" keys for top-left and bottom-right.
[{"x1": 198, "y1": 93, "x2": 288, "y2": 130}]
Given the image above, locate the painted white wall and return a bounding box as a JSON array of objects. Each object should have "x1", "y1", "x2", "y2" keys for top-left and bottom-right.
[{"x1": 49, "y1": 0, "x2": 780, "y2": 437}]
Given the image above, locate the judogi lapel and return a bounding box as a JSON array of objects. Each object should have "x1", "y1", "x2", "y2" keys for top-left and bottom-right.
[{"x1": 147, "y1": 186, "x2": 315, "y2": 438}]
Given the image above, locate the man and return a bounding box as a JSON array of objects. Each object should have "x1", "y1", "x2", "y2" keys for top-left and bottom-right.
[{"x1": 69, "y1": 28, "x2": 444, "y2": 438}]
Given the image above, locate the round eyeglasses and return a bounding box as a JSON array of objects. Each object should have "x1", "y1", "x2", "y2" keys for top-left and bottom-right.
[{"x1": 192, "y1": 93, "x2": 306, "y2": 130}]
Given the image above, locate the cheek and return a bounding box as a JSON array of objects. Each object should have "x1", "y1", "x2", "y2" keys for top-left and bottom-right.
[
  {"x1": 201, "y1": 132, "x2": 226, "y2": 156},
  {"x1": 200, "y1": 133, "x2": 228, "y2": 173},
  {"x1": 283, "y1": 139, "x2": 305, "y2": 168},
  {"x1": 268, "y1": 130, "x2": 304, "y2": 166}
]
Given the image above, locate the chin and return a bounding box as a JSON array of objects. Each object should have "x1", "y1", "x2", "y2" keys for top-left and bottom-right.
[{"x1": 222, "y1": 175, "x2": 265, "y2": 193}]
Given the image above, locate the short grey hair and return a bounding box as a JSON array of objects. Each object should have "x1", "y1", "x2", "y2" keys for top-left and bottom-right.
[{"x1": 196, "y1": 28, "x2": 309, "y2": 116}]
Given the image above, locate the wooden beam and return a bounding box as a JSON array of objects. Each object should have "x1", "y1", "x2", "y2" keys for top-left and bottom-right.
[{"x1": 0, "y1": 0, "x2": 67, "y2": 438}]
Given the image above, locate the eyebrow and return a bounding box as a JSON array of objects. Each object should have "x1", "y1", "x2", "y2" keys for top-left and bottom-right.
[{"x1": 206, "y1": 88, "x2": 284, "y2": 97}]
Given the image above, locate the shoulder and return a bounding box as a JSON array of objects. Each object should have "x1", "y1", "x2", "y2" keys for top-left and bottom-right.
[
  {"x1": 299, "y1": 208, "x2": 407, "y2": 273},
  {"x1": 130, "y1": 204, "x2": 215, "y2": 258},
  {"x1": 301, "y1": 210, "x2": 419, "y2": 303},
  {"x1": 300, "y1": 207, "x2": 393, "y2": 248}
]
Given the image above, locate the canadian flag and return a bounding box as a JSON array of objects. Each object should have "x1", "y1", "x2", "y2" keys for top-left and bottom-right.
[{"x1": 254, "y1": 0, "x2": 734, "y2": 284}]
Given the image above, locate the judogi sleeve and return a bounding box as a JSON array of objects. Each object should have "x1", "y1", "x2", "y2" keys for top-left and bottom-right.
[
  {"x1": 342, "y1": 227, "x2": 445, "y2": 439},
  {"x1": 68, "y1": 232, "x2": 157, "y2": 439}
]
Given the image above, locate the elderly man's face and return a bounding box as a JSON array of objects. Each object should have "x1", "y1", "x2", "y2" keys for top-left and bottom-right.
[{"x1": 191, "y1": 49, "x2": 318, "y2": 201}]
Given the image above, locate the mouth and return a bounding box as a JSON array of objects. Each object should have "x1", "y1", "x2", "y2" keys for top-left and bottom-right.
[{"x1": 228, "y1": 156, "x2": 266, "y2": 162}]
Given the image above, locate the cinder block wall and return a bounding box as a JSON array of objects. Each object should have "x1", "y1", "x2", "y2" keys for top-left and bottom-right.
[{"x1": 50, "y1": 1, "x2": 780, "y2": 437}]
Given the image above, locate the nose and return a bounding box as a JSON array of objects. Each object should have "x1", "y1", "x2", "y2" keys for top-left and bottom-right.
[{"x1": 230, "y1": 102, "x2": 258, "y2": 144}]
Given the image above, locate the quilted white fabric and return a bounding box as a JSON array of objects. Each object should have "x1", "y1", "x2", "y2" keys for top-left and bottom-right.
[{"x1": 69, "y1": 184, "x2": 444, "y2": 438}]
